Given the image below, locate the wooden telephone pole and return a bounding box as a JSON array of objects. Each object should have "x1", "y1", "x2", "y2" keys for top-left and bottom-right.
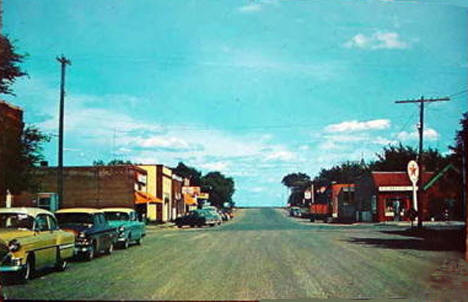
[
  {"x1": 395, "y1": 96, "x2": 450, "y2": 228},
  {"x1": 56, "y1": 55, "x2": 71, "y2": 209}
]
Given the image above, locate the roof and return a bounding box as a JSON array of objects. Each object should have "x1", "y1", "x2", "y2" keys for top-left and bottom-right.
[
  {"x1": 371, "y1": 171, "x2": 434, "y2": 187},
  {"x1": 423, "y1": 164, "x2": 461, "y2": 191},
  {"x1": 55, "y1": 208, "x2": 103, "y2": 214},
  {"x1": 101, "y1": 208, "x2": 135, "y2": 213},
  {"x1": 331, "y1": 184, "x2": 354, "y2": 198},
  {"x1": 0, "y1": 207, "x2": 53, "y2": 217}
]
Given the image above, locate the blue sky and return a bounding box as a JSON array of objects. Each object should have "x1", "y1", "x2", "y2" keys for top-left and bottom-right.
[{"x1": 2, "y1": 0, "x2": 467, "y2": 207}]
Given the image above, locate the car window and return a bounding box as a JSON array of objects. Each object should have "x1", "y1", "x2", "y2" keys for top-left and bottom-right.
[
  {"x1": 98, "y1": 213, "x2": 107, "y2": 224},
  {"x1": 35, "y1": 214, "x2": 50, "y2": 231},
  {"x1": 47, "y1": 215, "x2": 59, "y2": 230}
]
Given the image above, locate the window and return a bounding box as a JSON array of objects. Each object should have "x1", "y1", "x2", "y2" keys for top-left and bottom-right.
[
  {"x1": 35, "y1": 215, "x2": 50, "y2": 231},
  {"x1": 47, "y1": 215, "x2": 58, "y2": 230}
]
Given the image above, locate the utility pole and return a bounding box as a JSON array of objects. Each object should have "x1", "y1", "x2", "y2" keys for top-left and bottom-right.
[
  {"x1": 395, "y1": 96, "x2": 450, "y2": 228},
  {"x1": 56, "y1": 55, "x2": 71, "y2": 209}
]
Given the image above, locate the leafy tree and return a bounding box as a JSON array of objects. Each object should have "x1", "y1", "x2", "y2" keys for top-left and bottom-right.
[
  {"x1": 200, "y1": 171, "x2": 235, "y2": 208},
  {"x1": 92, "y1": 159, "x2": 134, "y2": 166},
  {"x1": 449, "y1": 112, "x2": 467, "y2": 169},
  {"x1": 172, "y1": 162, "x2": 202, "y2": 186},
  {"x1": 5, "y1": 126, "x2": 50, "y2": 194},
  {"x1": 0, "y1": 35, "x2": 27, "y2": 95},
  {"x1": 370, "y1": 143, "x2": 447, "y2": 172},
  {"x1": 314, "y1": 160, "x2": 369, "y2": 186},
  {"x1": 281, "y1": 172, "x2": 311, "y2": 189}
]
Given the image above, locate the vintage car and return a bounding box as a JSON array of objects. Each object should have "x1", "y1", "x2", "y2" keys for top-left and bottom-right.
[
  {"x1": 55, "y1": 208, "x2": 117, "y2": 261},
  {"x1": 175, "y1": 209, "x2": 219, "y2": 228},
  {"x1": 102, "y1": 208, "x2": 145, "y2": 249},
  {"x1": 0, "y1": 207, "x2": 75, "y2": 282}
]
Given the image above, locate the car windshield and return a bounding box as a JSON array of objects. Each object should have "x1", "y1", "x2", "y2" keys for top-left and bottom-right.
[
  {"x1": 56, "y1": 213, "x2": 94, "y2": 225},
  {"x1": 0, "y1": 213, "x2": 34, "y2": 230},
  {"x1": 104, "y1": 212, "x2": 129, "y2": 221}
]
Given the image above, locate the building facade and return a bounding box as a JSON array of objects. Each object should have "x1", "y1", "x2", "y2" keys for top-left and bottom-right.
[
  {"x1": 355, "y1": 171, "x2": 434, "y2": 222},
  {"x1": 13, "y1": 165, "x2": 153, "y2": 217},
  {"x1": 0, "y1": 101, "x2": 24, "y2": 204}
]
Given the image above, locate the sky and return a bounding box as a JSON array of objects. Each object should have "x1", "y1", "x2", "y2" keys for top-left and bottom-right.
[{"x1": 2, "y1": 0, "x2": 467, "y2": 207}]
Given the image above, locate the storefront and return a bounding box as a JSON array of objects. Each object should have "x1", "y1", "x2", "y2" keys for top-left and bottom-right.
[{"x1": 355, "y1": 171, "x2": 434, "y2": 222}]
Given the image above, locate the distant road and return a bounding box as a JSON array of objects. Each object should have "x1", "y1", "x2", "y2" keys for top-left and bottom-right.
[{"x1": 3, "y1": 208, "x2": 465, "y2": 300}]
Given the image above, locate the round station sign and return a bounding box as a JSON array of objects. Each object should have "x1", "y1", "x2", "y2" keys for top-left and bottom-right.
[{"x1": 407, "y1": 160, "x2": 419, "y2": 185}]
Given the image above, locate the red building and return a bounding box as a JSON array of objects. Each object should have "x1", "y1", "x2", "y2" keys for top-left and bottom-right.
[
  {"x1": 0, "y1": 101, "x2": 24, "y2": 203},
  {"x1": 355, "y1": 171, "x2": 434, "y2": 222}
]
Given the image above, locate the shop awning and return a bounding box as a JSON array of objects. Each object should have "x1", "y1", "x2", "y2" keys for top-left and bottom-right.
[
  {"x1": 135, "y1": 191, "x2": 162, "y2": 204},
  {"x1": 183, "y1": 193, "x2": 197, "y2": 206}
]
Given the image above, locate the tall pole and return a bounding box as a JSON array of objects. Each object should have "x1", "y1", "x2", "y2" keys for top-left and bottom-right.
[
  {"x1": 56, "y1": 55, "x2": 71, "y2": 209},
  {"x1": 395, "y1": 96, "x2": 450, "y2": 228}
]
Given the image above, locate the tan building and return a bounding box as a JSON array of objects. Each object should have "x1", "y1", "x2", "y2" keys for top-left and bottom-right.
[
  {"x1": 0, "y1": 101, "x2": 24, "y2": 204},
  {"x1": 138, "y1": 164, "x2": 173, "y2": 223},
  {"x1": 13, "y1": 165, "x2": 156, "y2": 219}
]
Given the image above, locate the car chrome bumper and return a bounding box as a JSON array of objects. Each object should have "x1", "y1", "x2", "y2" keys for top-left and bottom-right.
[
  {"x1": 0, "y1": 264, "x2": 25, "y2": 272},
  {"x1": 75, "y1": 245, "x2": 92, "y2": 253}
]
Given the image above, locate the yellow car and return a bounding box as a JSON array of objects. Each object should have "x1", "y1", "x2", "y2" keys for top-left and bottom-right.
[{"x1": 0, "y1": 207, "x2": 75, "y2": 282}]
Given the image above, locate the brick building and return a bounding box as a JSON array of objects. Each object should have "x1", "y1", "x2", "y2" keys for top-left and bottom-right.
[
  {"x1": 13, "y1": 165, "x2": 154, "y2": 217},
  {"x1": 0, "y1": 101, "x2": 24, "y2": 204}
]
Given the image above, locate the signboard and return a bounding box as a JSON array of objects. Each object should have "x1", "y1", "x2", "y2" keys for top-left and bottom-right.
[
  {"x1": 407, "y1": 160, "x2": 419, "y2": 185},
  {"x1": 407, "y1": 160, "x2": 419, "y2": 211},
  {"x1": 182, "y1": 186, "x2": 201, "y2": 195},
  {"x1": 378, "y1": 186, "x2": 418, "y2": 192},
  {"x1": 304, "y1": 190, "x2": 312, "y2": 199},
  {"x1": 198, "y1": 193, "x2": 209, "y2": 199}
]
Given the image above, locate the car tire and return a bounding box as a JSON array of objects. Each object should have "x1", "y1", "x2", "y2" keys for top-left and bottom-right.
[
  {"x1": 121, "y1": 237, "x2": 130, "y2": 249},
  {"x1": 105, "y1": 243, "x2": 114, "y2": 255},
  {"x1": 85, "y1": 243, "x2": 96, "y2": 261},
  {"x1": 17, "y1": 255, "x2": 33, "y2": 283},
  {"x1": 55, "y1": 249, "x2": 68, "y2": 272},
  {"x1": 135, "y1": 235, "x2": 142, "y2": 246}
]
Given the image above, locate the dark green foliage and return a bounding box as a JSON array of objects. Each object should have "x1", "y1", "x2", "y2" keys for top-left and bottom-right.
[
  {"x1": 0, "y1": 35, "x2": 27, "y2": 95},
  {"x1": 5, "y1": 126, "x2": 50, "y2": 194},
  {"x1": 370, "y1": 143, "x2": 448, "y2": 172},
  {"x1": 172, "y1": 162, "x2": 202, "y2": 186},
  {"x1": 201, "y1": 171, "x2": 235, "y2": 208},
  {"x1": 281, "y1": 172, "x2": 311, "y2": 189},
  {"x1": 92, "y1": 159, "x2": 134, "y2": 166},
  {"x1": 314, "y1": 161, "x2": 369, "y2": 186}
]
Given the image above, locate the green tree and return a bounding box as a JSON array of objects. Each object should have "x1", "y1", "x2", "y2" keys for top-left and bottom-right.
[
  {"x1": 314, "y1": 160, "x2": 369, "y2": 186},
  {"x1": 281, "y1": 172, "x2": 311, "y2": 189},
  {"x1": 0, "y1": 35, "x2": 27, "y2": 95},
  {"x1": 370, "y1": 143, "x2": 447, "y2": 172},
  {"x1": 449, "y1": 112, "x2": 467, "y2": 169},
  {"x1": 5, "y1": 126, "x2": 50, "y2": 194},
  {"x1": 172, "y1": 162, "x2": 202, "y2": 186},
  {"x1": 92, "y1": 159, "x2": 134, "y2": 166},
  {"x1": 200, "y1": 171, "x2": 235, "y2": 208}
]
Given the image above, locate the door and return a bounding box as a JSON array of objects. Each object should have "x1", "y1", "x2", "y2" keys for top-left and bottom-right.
[{"x1": 33, "y1": 214, "x2": 56, "y2": 268}]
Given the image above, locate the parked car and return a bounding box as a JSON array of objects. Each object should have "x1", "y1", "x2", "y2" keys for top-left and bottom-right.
[
  {"x1": 55, "y1": 208, "x2": 117, "y2": 261},
  {"x1": 289, "y1": 207, "x2": 301, "y2": 217},
  {"x1": 175, "y1": 210, "x2": 218, "y2": 228},
  {"x1": 0, "y1": 207, "x2": 75, "y2": 282},
  {"x1": 102, "y1": 208, "x2": 145, "y2": 249},
  {"x1": 201, "y1": 206, "x2": 223, "y2": 225}
]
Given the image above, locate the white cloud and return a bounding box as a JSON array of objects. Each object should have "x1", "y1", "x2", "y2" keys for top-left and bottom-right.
[
  {"x1": 264, "y1": 150, "x2": 296, "y2": 162},
  {"x1": 325, "y1": 119, "x2": 391, "y2": 133},
  {"x1": 134, "y1": 136, "x2": 192, "y2": 150},
  {"x1": 397, "y1": 128, "x2": 439, "y2": 141},
  {"x1": 344, "y1": 31, "x2": 409, "y2": 50},
  {"x1": 199, "y1": 161, "x2": 230, "y2": 172},
  {"x1": 238, "y1": 0, "x2": 278, "y2": 13},
  {"x1": 247, "y1": 186, "x2": 265, "y2": 193},
  {"x1": 238, "y1": 3, "x2": 262, "y2": 12}
]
